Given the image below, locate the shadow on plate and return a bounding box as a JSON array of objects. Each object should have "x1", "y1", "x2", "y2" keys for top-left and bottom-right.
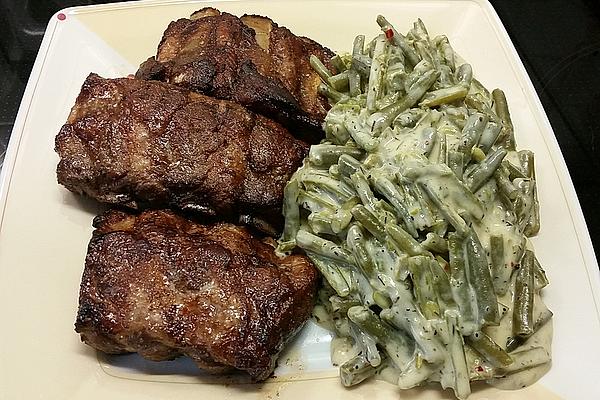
[
  {"x1": 97, "y1": 352, "x2": 259, "y2": 385},
  {"x1": 60, "y1": 190, "x2": 108, "y2": 216}
]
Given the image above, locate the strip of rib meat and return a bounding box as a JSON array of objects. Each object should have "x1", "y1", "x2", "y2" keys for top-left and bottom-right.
[
  {"x1": 75, "y1": 209, "x2": 319, "y2": 381},
  {"x1": 55, "y1": 74, "x2": 308, "y2": 233},
  {"x1": 136, "y1": 7, "x2": 335, "y2": 143}
]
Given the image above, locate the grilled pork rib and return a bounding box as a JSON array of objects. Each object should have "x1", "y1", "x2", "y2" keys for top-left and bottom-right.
[
  {"x1": 75, "y1": 209, "x2": 319, "y2": 380},
  {"x1": 55, "y1": 74, "x2": 307, "y2": 233},
  {"x1": 136, "y1": 8, "x2": 334, "y2": 143}
]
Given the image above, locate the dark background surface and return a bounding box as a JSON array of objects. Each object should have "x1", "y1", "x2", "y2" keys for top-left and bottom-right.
[{"x1": 1, "y1": 0, "x2": 598, "y2": 256}]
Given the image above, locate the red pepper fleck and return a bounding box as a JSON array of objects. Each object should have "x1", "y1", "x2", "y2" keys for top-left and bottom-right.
[{"x1": 385, "y1": 28, "x2": 394, "y2": 40}]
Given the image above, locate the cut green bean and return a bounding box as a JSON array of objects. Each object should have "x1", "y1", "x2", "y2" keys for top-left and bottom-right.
[
  {"x1": 514, "y1": 179, "x2": 538, "y2": 236},
  {"x1": 309, "y1": 144, "x2": 363, "y2": 167},
  {"x1": 470, "y1": 78, "x2": 492, "y2": 100},
  {"x1": 523, "y1": 180, "x2": 540, "y2": 237},
  {"x1": 376, "y1": 15, "x2": 420, "y2": 67},
  {"x1": 297, "y1": 189, "x2": 338, "y2": 212},
  {"x1": 318, "y1": 83, "x2": 347, "y2": 103},
  {"x1": 503, "y1": 159, "x2": 527, "y2": 180},
  {"x1": 372, "y1": 176, "x2": 418, "y2": 237},
  {"x1": 347, "y1": 224, "x2": 376, "y2": 276},
  {"x1": 329, "y1": 164, "x2": 341, "y2": 178},
  {"x1": 448, "y1": 233, "x2": 477, "y2": 334},
  {"x1": 348, "y1": 305, "x2": 415, "y2": 371},
  {"x1": 301, "y1": 174, "x2": 355, "y2": 202},
  {"x1": 518, "y1": 150, "x2": 535, "y2": 179},
  {"x1": 330, "y1": 54, "x2": 348, "y2": 73},
  {"x1": 368, "y1": 69, "x2": 440, "y2": 132},
  {"x1": 466, "y1": 331, "x2": 513, "y2": 367},
  {"x1": 386, "y1": 224, "x2": 428, "y2": 257},
  {"x1": 345, "y1": 115, "x2": 379, "y2": 151},
  {"x1": 429, "y1": 257, "x2": 456, "y2": 312},
  {"x1": 352, "y1": 54, "x2": 372, "y2": 77},
  {"x1": 338, "y1": 154, "x2": 361, "y2": 180},
  {"x1": 498, "y1": 347, "x2": 550, "y2": 374},
  {"x1": 385, "y1": 67, "x2": 406, "y2": 94},
  {"x1": 506, "y1": 309, "x2": 553, "y2": 352},
  {"x1": 455, "y1": 63, "x2": 473, "y2": 88},
  {"x1": 447, "y1": 150, "x2": 465, "y2": 178},
  {"x1": 350, "y1": 34, "x2": 369, "y2": 78},
  {"x1": 419, "y1": 182, "x2": 469, "y2": 237},
  {"x1": 422, "y1": 232, "x2": 448, "y2": 253},
  {"x1": 407, "y1": 256, "x2": 440, "y2": 319},
  {"x1": 478, "y1": 121, "x2": 502, "y2": 153},
  {"x1": 330, "y1": 295, "x2": 361, "y2": 314},
  {"x1": 280, "y1": 178, "x2": 300, "y2": 250},
  {"x1": 490, "y1": 235, "x2": 512, "y2": 296},
  {"x1": 306, "y1": 253, "x2": 350, "y2": 297},
  {"x1": 446, "y1": 312, "x2": 472, "y2": 399},
  {"x1": 310, "y1": 54, "x2": 332, "y2": 83},
  {"x1": 340, "y1": 353, "x2": 385, "y2": 387},
  {"x1": 534, "y1": 256, "x2": 549, "y2": 292},
  {"x1": 403, "y1": 177, "x2": 436, "y2": 229},
  {"x1": 464, "y1": 94, "x2": 498, "y2": 123},
  {"x1": 308, "y1": 210, "x2": 336, "y2": 235},
  {"x1": 394, "y1": 109, "x2": 423, "y2": 129},
  {"x1": 413, "y1": 18, "x2": 431, "y2": 42},
  {"x1": 414, "y1": 41, "x2": 435, "y2": 66},
  {"x1": 436, "y1": 35, "x2": 456, "y2": 71},
  {"x1": 366, "y1": 35, "x2": 388, "y2": 112},
  {"x1": 325, "y1": 122, "x2": 351, "y2": 144},
  {"x1": 492, "y1": 88, "x2": 516, "y2": 150},
  {"x1": 328, "y1": 71, "x2": 350, "y2": 92},
  {"x1": 351, "y1": 205, "x2": 387, "y2": 243},
  {"x1": 332, "y1": 197, "x2": 360, "y2": 233},
  {"x1": 464, "y1": 230, "x2": 499, "y2": 326},
  {"x1": 352, "y1": 34, "x2": 365, "y2": 57},
  {"x1": 428, "y1": 130, "x2": 447, "y2": 164},
  {"x1": 349, "y1": 321, "x2": 382, "y2": 366},
  {"x1": 513, "y1": 250, "x2": 535, "y2": 337},
  {"x1": 464, "y1": 147, "x2": 508, "y2": 192},
  {"x1": 419, "y1": 85, "x2": 468, "y2": 108},
  {"x1": 296, "y1": 230, "x2": 354, "y2": 264},
  {"x1": 457, "y1": 113, "x2": 488, "y2": 164},
  {"x1": 349, "y1": 171, "x2": 379, "y2": 210},
  {"x1": 348, "y1": 69, "x2": 362, "y2": 97},
  {"x1": 494, "y1": 168, "x2": 518, "y2": 200},
  {"x1": 373, "y1": 290, "x2": 393, "y2": 309}
]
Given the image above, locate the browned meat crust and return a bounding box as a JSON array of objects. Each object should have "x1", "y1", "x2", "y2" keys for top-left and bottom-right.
[
  {"x1": 136, "y1": 7, "x2": 334, "y2": 143},
  {"x1": 75, "y1": 209, "x2": 319, "y2": 381},
  {"x1": 55, "y1": 73, "x2": 308, "y2": 232}
]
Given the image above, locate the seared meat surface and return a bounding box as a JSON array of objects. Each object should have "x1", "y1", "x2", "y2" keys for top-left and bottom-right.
[
  {"x1": 136, "y1": 7, "x2": 334, "y2": 143},
  {"x1": 75, "y1": 209, "x2": 318, "y2": 380},
  {"x1": 56, "y1": 74, "x2": 307, "y2": 233}
]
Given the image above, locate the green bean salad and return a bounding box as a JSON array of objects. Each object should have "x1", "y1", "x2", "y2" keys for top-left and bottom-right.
[{"x1": 278, "y1": 16, "x2": 552, "y2": 399}]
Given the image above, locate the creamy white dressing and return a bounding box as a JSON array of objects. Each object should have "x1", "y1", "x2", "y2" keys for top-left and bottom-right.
[
  {"x1": 485, "y1": 280, "x2": 553, "y2": 389},
  {"x1": 286, "y1": 18, "x2": 552, "y2": 398},
  {"x1": 311, "y1": 119, "x2": 551, "y2": 391}
]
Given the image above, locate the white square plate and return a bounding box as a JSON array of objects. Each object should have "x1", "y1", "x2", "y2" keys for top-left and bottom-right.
[{"x1": 1, "y1": 0, "x2": 599, "y2": 399}]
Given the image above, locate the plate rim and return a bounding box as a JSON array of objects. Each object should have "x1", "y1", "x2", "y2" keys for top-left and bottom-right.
[{"x1": 0, "y1": 0, "x2": 598, "y2": 398}]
